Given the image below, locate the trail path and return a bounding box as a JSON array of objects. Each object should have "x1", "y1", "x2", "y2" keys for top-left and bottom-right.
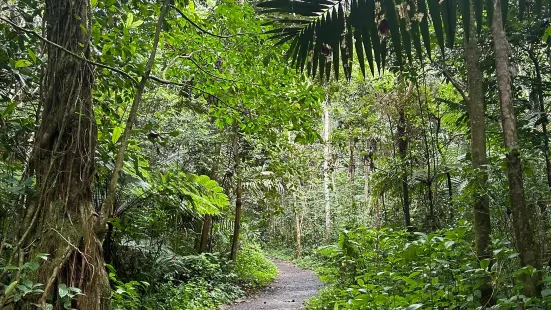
[{"x1": 224, "y1": 259, "x2": 322, "y2": 310}]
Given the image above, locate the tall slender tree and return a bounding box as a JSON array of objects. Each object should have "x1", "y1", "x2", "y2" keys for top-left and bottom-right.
[{"x1": 492, "y1": 0, "x2": 541, "y2": 296}]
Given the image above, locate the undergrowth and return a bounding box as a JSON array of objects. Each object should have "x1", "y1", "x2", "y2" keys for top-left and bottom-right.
[
  {"x1": 110, "y1": 244, "x2": 277, "y2": 309},
  {"x1": 271, "y1": 222, "x2": 551, "y2": 310}
]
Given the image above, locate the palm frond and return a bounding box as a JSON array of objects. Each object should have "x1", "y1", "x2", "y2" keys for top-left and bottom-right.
[{"x1": 259, "y1": 0, "x2": 550, "y2": 80}]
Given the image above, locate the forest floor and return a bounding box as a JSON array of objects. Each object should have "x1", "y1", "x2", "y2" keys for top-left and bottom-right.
[{"x1": 223, "y1": 259, "x2": 322, "y2": 310}]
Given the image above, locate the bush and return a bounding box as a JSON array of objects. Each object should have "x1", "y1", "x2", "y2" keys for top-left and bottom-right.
[
  {"x1": 141, "y1": 278, "x2": 244, "y2": 310},
  {"x1": 111, "y1": 252, "x2": 245, "y2": 309},
  {"x1": 306, "y1": 222, "x2": 551, "y2": 309},
  {"x1": 235, "y1": 244, "x2": 278, "y2": 289}
]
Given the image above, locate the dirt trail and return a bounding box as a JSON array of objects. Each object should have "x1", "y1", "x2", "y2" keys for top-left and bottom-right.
[{"x1": 224, "y1": 259, "x2": 322, "y2": 310}]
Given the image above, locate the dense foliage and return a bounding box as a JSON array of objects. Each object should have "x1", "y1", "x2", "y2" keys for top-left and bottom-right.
[{"x1": 3, "y1": 0, "x2": 551, "y2": 309}]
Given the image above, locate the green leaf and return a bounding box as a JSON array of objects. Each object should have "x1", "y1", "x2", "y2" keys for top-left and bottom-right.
[
  {"x1": 35, "y1": 253, "x2": 49, "y2": 261},
  {"x1": 2, "y1": 101, "x2": 17, "y2": 117},
  {"x1": 15, "y1": 59, "x2": 32, "y2": 68},
  {"x1": 112, "y1": 126, "x2": 123, "y2": 144},
  {"x1": 441, "y1": 0, "x2": 457, "y2": 47},
  {"x1": 474, "y1": 0, "x2": 483, "y2": 32},
  {"x1": 382, "y1": 0, "x2": 403, "y2": 69},
  {"x1": 366, "y1": 0, "x2": 381, "y2": 72},
  {"x1": 460, "y1": 0, "x2": 471, "y2": 42},
  {"x1": 22, "y1": 261, "x2": 40, "y2": 271},
  {"x1": 406, "y1": 304, "x2": 423, "y2": 310},
  {"x1": 542, "y1": 288, "x2": 551, "y2": 297},
  {"x1": 427, "y1": 0, "x2": 445, "y2": 56},
  {"x1": 130, "y1": 20, "x2": 144, "y2": 28},
  {"x1": 58, "y1": 283, "x2": 68, "y2": 298},
  {"x1": 4, "y1": 281, "x2": 18, "y2": 297},
  {"x1": 418, "y1": 0, "x2": 432, "y2": 59},
  {"x1": 125, "y1": 13, "x2": 134, "y2": 29},
  {"x1": 480, "y1": 258, "x2": 490, "y2": 270},
  {"x1": 27, "y1": 49, "x2": 37, "y2": 63}
]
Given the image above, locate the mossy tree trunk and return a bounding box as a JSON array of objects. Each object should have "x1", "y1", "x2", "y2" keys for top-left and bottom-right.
[
  {"x1": 15, "y1": 0, "x2": 110, "y2": 308},
  {"x1": 464, "y1": 1, "x2": 493, "y2": 305},
  {"x1": 492, "y1": 0, "x2": 541, "y2": 297}
]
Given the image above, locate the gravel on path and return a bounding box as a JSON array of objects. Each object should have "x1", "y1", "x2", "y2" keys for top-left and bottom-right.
[{"x1": 223, "y1": 259, "x2": 322, "y2": 310}]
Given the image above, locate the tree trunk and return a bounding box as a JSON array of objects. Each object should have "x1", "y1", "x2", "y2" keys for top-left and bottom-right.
[
  {"x1": 295, "y1": 207, "x2": 302, "y2": 258},
  {"x1": 12, "y1": 0, "x2": 110, "y2": 308},
  {"x1": 323, "y1": 93, "x2": 332, "y2": 241},
  {"x1": 397, "y1": 107, "x2": 411, "y2": 230},
  {"x1": 199, "y1": 132, "x2": 222, "y2": 253},
  {"x1": 528, "y1": 49, "x2": 551, "y2": 189},
  {"x1": 348, "y1": 133, "x2": 355, "y2": 212},
  {"x1": 364, "y1": 154, "x2": 371, "y2": 213},
  {"x1": 230, "y1": 129, "x2": 242, "y2": 262},
  {"x1": 492, "y1": 0, "x2": 541, "y2": 296}
]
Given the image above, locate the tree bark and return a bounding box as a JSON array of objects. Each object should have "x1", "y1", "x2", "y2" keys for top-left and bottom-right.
[
  {"x1": 230, "y1": 128, "x2": 242, "y2": 261},
  {"x1": 295, "y1": 206, "x2": 302, "y2": 258},
  {"x1": 348, "y1": 133, "x2": 355, "y2": 210},
  {"x1": 528, "y1": 49, "x2": 551, "y2": 189},
  {"x1": 397, "y1": 106, "x2": 411, "y2": 230},
  {"x1": 12, "y1": 0, "x2": 110, "y2": 307},
  {"x1": 492, "y1": 0, "x2": 541, "y2": 296},
  {"x1": 464, "y1": 2, "x2": 493, "y2": 304},
  {"x1": 323, "y1": 93, "x2": 332, "y2": 241},
  {"x1": 364, "y1": 154, "x2": 371, "y2": 211},
  {"x1": 199, "y1": 132, "x2": 222, "y2": 253}
]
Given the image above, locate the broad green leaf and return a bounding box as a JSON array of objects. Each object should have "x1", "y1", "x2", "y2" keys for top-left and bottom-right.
[
  {"x1": 125, "y1": 13, "x2": 134, "y2": 29},
  {"x1": 59, "y1": 283, "x2": 68, "y2": 298},
  {"x1": 406, "y1": 304, "x2": 423, "y2": 310},
  {"x1": 112, "y1": 126, "x2": 123, "y2": 143},
  {"x1": 15, "y1": 59, "x2": 32, "y2": 68},
  {"x1": 5, "y1": 281, "x2": 18, "y2": 297}
]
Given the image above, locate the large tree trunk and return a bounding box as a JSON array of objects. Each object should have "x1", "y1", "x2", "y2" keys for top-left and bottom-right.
[
  {"x1": 464, "y1": 2, "x2": 493, "y2": 305},
  {"x1": 323, "y1": 94, "x2": 332, "y2": 241},
  {"x1": 13, "y1": 0, "x2": 110, "y2": 308},
  {"x1": 492, "y1": 0, "x2": 541, "y2": 296},
  {"x1": 230, "y1": 129, "x2": 242, "y2": 261}
]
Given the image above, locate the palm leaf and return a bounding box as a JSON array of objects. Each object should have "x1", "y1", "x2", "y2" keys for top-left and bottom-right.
[
  {"x1": 441, "y1": 0, "x2": 457, "y2": 48},
  {"x1": 460, "y1": 0, "x2": 470, "y2": 42},
  {"x1": 486, "y1": 0, "x2": 493, "y2": 28},
  {"x1": 408, "y1": 0, "x2": 424, "y2": 62},
  {"x1": 427, "y1": 0, "x2": 446, "y2": 55},
  {"x1": 418, "y1": 0, "x2": 432, "y2": 59},
  {"x1": 518, "y1": 0, "x2": 526, "y2": 18},
  {"x1": 474, "y1": 0, "x2": 483, "y2": 32},
  {"x1": 382, "y1": 0, "x2": 403, "y2": 69}
]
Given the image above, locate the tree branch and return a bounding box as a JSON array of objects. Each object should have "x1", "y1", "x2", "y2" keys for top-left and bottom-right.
[
  {"x1": 171, "y1": 5, "x2": 243, "y2": 39},
  {"x1": 0, "y1": 16, "x2": 139, "y2": 85},
  {"x1": 434, "y1": 62, "x2": 469, "y2": 103}
]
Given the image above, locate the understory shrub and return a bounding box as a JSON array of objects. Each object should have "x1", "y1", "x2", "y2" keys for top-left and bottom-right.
[
  {"x1": 235, "y1": 243, "x2": 278, "y2": 289},
  {"x1": 306, "y1": 222, "x2": 551, "y2": 310},
  {"x1": 111, "y1": 252, "x2": 245, "y2": 309}
]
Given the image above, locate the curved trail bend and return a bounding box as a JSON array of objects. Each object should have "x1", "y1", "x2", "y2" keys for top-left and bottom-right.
[{"x1": 225, "y1": 259, "x2": 322, "y2": 310}]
